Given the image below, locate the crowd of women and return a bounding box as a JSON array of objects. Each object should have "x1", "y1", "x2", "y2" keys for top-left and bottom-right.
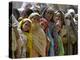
[{"x1": 9, "y1": 2, "x2": 78, "y2": 58}]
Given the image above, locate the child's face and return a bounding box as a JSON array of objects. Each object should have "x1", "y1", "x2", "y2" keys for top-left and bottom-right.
[{"x1": 22, "y1": 21, "x2": 31, "y2": 32}]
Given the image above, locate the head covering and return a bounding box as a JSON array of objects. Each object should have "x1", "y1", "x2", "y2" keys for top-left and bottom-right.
[
  {"x1": 19, "y1": 18, "x2": 32, "y2": 57},
  {"x1": 29, "y1": 17, "x2": 47, "y2": 56},
  {"x1": 47, "y1": 7, "x2": 54, "y2": 13},
  {"x1": 65, "y1": 12, "x2": 72, "y2": 19},
  {"x1": 31, "y1": 24, "x2": 47, "y2": 56},
  {"x1": 67, "y1": 9, "x2": 75, "y2": 14},
  {"x1": 28, "y1": 12, "x2": 40, "y2": 19},
  {"x1": 19, "y1": 18, "x2": 32, "y2": 30},
  {"x1": 57, "y1": 35, "x2": 64, "y2": 55},
  {"x1": 18, "y1": 2, "x2": 32, "y2": 12},
  {"x1": 65, "y1": 13, "x2": 72, "y2": 26},
  {"x1": 67, "y1": 9, "x2": 75, "y2": 18},
  {"x1": 30, "y1": 4, "x2": 40, "y2": 11},
  {"x1": 54, "y1": 10, "x2": 65, "y2": 26}
]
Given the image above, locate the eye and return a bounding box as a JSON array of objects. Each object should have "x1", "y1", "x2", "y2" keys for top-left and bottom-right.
[
  {"x1": 63, "y1": 35, "x2": 66, "y2": 37},
  {"x1": 25, "y1": 23, "x2": 28, "y2": 26},
  {"x1": 66, "y1": 17, "x2": 68, "y2": 19}
]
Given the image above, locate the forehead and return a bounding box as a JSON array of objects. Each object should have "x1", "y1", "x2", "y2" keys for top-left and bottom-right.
[
  {"x1": 55, "y1": 12, "x2": 61, "y2": 16},
  {"x1": 24, "y1": 20, "x2": 31, "y2": 24},
  {"x1": 32, "y1": 15, "x2": 40, "y2": 19},
  {"x1": 46, "y1": 10, "x2": 54, "y2": 14}
]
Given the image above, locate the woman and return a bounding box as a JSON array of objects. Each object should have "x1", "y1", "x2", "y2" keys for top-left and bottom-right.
[
  {"x1": 39, "y1": 18, "x2": 50, "y2": 56},
  {"x1": 12, "y1": 14, "x2": 21, "y2": 58},
  {"x1": 18, "y1": 8, "x2": 33, "y2": 22},
  {"x1": 42, "y1": 7, "x2": 55, "y2": 56},
  {"x1": 19, "y1": 18, "x2": 32, "y2": 57},
  {"x1": 11, "y1": 8, "x2": 21, "y2": 58},
  {"x1": 28, "y1": 13, "x2": 47, "y2": 57},
  {"x1": 54, "y1": 10, "x2": 65, "y2": 55},
  {"x1": 55, "y1": 20, "x2": 64, "y2": 55},
  {"x1": 64, "y1": 13, "x2": 77, "y2": 55}
]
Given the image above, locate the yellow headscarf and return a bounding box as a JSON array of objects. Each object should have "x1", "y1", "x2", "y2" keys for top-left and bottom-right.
[
  {"x1": 19, "y1": 18, "x2": 32, "y2": 57},
  {"x1": 28, "y1": 13, "x2": 47, "y2": 56}
]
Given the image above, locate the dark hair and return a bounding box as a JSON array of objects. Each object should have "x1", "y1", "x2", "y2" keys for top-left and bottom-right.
[
  {"x1": 54, "y1": 10, "x2": 65, "y2": 26},
  {"x1": 21, "y1": 8, "x2": 33, "y2": 18},
  {"x1": 42, "y1": 7, "x2": 54, "y2": 22},
  {"x1": 12, "y1": 8, "x2": 20, "y2": 20}
]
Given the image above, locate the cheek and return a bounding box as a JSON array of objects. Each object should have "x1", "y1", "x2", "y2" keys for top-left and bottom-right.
[
  {"x1": 22, "y1": 25, "x2": 26, "y2": 31},
  {"x1": 45, "y1": 14, "x2": 52, "y2": 19},
  {"x1": 62, "y1": 37, "x2": 66, "y2": 40},
  {"x1": 54, "y1": 17, "x2": 58, "y2": 23},
  {"x1": 41, "y1": 24, "x2": 45, "y2": 29},
  {"x1": 45, "y1": 23, "x2": 48, "y2": 28},
  {"x1": 56, "y1": 25, "x2": 61, "y2": 32},
  {"x1": 55, "y1": 17, "x2": 58, "y2": 20},
  {"x1": 22, "y1": 25, "x2": 29, "y2": 31},
  {"x1": 43, "y1": 23, "x2": 47, "y2": 29},
  {"x1": 48, "y1": 14, "x2": 52, "y2": 18},
  {"x1": 26, "y1": 25, "x2": 31, "y2": 30},
  {"x1": 55, "y1": 17, "x2": 61, "y2": 22}
]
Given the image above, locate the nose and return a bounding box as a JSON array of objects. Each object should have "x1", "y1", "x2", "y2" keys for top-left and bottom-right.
[{"x1": 56, "y1": 20, "x2": 60, "y2": 25}]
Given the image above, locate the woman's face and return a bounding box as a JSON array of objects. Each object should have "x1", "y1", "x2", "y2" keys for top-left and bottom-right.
[
  {"x1": 54, "y1": 14, "x2": 61, "y2": 23},
  {"x1": 45, "y1": 11, "x2": 53, "y2": 21},
  {"x1": 65, "y1": 16, "x2": 71, "y2": 26},
  {"x1": 54, "y1": 13, "x2": 62, "y2": 32},
  {"x1": 40, "y1": 18, "x2": 48, "y2": 31},
  {"x1": 55, "y1": 20, "x2": 62, "y2": 32},
  {"x1": 32, "y1": 16, "x2": 40, "y2": 23},
  {"x1": 40, "y1": 21, "x2": 47, "y2": 30},
  {"x1": 22, "y1": 21, "x2": 31, "y2": 32}
]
